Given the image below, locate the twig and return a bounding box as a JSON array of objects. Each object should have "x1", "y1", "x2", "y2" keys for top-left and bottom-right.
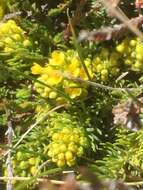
[
  {"x1": 3, "y1": 104, "x2": 66, "y2": 157},
  {"x1": 61, "y1": 72, "x2": 142, "y2": 92},
  {"x1": 38, "y1": 160, "x2": 51, "y2": 172},
  {"x1": 4, "y1": 107, "x2": 14, "y2": 190},
  {"x1": 0, "y1": 176, "x2": 136, "y2": 188},
  {"x1": 125, "y1": 181, "x2": 143, "y2": 186},
  {"x1": 0, "y1": 176, "x2": 65, "y2": 185},
  {"x1": 0, "y1": 12, "x2": 22, "y2": 24},
  {"x1": 101, "y1": 0, "x2": 143, "y2": 40},
  {"x1": 116, "y1": 72, "x2": 129, "y2": 82},
  {"x1": 78, "y1": 16, "x2": 143, "y2": 42}
]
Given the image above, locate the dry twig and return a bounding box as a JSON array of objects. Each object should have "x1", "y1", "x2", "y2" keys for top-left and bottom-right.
[
  {"x1": 79, "y1": 16, "x2": 143, "y2": 42},
  {"x1": 101, "y1": 0, "x2": 143, "y2": 40},
  {"x1": 5, "y1": 107, "x2": 14, "y2": 190},
  {"x1": 61, "y1": 72, "x2": 142, "y2": 92}
]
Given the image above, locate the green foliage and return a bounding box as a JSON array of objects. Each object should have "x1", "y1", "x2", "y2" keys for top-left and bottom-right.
[{"x1": 91, "y1": 129, "x2": 143, "y2": 180}]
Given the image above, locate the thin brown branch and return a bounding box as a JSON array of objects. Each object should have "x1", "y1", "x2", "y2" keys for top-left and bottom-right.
[
  {"x1": 5, "y1": 107, "x2": 14, "y2": 190},
  {"x1": 0, "y1": 176, "x2": 135, "y2": 189},
  {"x1": 11, "y1": 112, "x2": 33, "y2": 124},
  {"x1": 0, "y1": 176, "x2": 65, "y2": 185},
  {"x1": 78, "y1": 16, "x2": 143, "y2": 42},
  {"x1": 61, "y1": 72, "x2": 142, "y2": 92},
  {"x1": 38, "y1": 160, "x2": 51, "y2": 173},
  {"x1": 0, "y1": 12, "x2": 22, "y2": 24},
  {"x1": 101, "y1": 0, "x2": 143, "y2": 40}
]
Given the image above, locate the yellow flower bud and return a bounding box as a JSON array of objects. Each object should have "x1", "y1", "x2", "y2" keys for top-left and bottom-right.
[
  {"x1": 31, "y1": 63, "x2": 43, "y2": 75},
  {"x1": 23, "y1": 39, "x2": 32, "y2": 47},
  {"x1": 57, "y1": 159, "x2": 65, "y2": 167},
  {"x1": 30, "y1": 166, "x2": 37, "y2": 176},
  {"x1": 65, "y1": 151, "x2": 73, "y2": 161}
]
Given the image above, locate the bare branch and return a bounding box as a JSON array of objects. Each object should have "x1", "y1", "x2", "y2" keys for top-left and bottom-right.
[
  {"x1": 5, "y1": 108, "x2": 14, "y2": 190},
  {"x1": 61, "y1": 72, "x2": 142, "y2": 92},
  {"x1": 101, "y1": 0, "x2": 143, "y2": 40},
  {"x1": 78, "y1": 16, "x2": 143, "y2": 42}
]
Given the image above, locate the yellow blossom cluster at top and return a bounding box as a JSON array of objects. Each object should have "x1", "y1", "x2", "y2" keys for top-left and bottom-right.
[
  {"x1": 116, "y1": 37, "x2": 143, "y2": 71},
  {"x1": 90, "y1": 37, "x2": 143, "y2": 82},
  {"x1": 31, "y1": 50, "x2": 94, "y2": 102},
  {"x1": 0, "y1": 19, "x2": 31, "y2": 53}
]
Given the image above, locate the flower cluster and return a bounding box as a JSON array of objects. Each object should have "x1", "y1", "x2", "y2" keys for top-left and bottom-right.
[
  {"x1": 46, "y1": 112, "x2": 89, "y2": 167},
  {"x1": 92, "y1": 37, "x2": 143, "y2": 82},
  {"x1": 116, "y1": 37, "x2": 143, "y2": 71},
  {"x1": 14, "y1": 151, "x2": 40, "y2": 177},
  {"x1": 92, "y1": 48, "x2": 120, "y2": 81},
  {"x1": 4, "y1": 151, "x2": 41, "y2": 178},
  {"x1": 31, "y1": 50, "x2": 93, "y2": 102},
  {"x1": 6, "y1": 112, "x2": 89, "y2": 177},
  {"x1": 0, "y1": 19, "x2": 31, "y2": 54}
]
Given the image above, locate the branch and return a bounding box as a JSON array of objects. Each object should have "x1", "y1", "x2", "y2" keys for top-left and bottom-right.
[
  {"x1": 5, "y1": 107, "x2": 14, "y2": 190},
  {"x1": 0, "y1": 176, "x2": 65, "y2": 184},
  {"x1": 125, "y1": 181, "x2": 143, "y2": 186},
  {"x1": 0, "y1": 12, "x2": 22, "y2": 24},
  {"x1": 78, "y1": 16, "x2": 143, "y2": 42},
  {"x1": 0, "y1": 176, "x2": 134, "y2": 189},
  {"x1": 101, "y1": 0, "x2": 143, "y2": 40},
  {"x1": 61, "y1": 72, "x2": 142, "y2": 92}
]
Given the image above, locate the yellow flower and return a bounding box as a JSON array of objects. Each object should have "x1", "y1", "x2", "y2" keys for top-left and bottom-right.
[
  {"x1": 4, "y1": 37, "x2": 13, "y2": 44},
  {"x1": 40, "y1": 74, "x2": 49, "y2": 81},
  {"x1": 13, "y1": 34, "x2": 22, "y2": 41},
  {"x1": 65, "y1": 57, "x2": 80, "y2": 77},
  {"x1": 0, "y1": 20, "x2": 24, "y2": 35},
  {"x1": 49, "y1": 91, "x2": 57, "y2": 99},
  {"x1": 93, "y1": 57, "x2": 101, "y2": 64},
  {"x1": 43, "y1": 66, "x2": 63, "y2": 85},
  {"x1": 63, "y1": 80, "x2": 82, "y2": 98},
  {"x1": 79, "y1": 68, "x2": 88, "y2": 80},
  {"x1": 23, "y1": 39, "x2": 32, "y2": 47},
  {"x1": 49, "y1": 51, "x2": 65, "y2": 66},
  {"x1": 7, "y1": 20, "x2": 17, "y2": 26},
  {"x1": 40, "y1": 86, "x2": 51, "y2": 98},
  {"x1": 31, "y1": 63, "x2": 43, "y2": 75},
  {"x1": 65, "y1": 86, "x2": 82, "y2": 99},
  {"x1": 11, "y1": 25, "x2": 24, "y2": 34},
  {"x1": 0, "y1": 22, "x2": 12, "y2": 34},
  {"x1": 33, "y1": 50, "x2": 93, "y2": 101}
]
